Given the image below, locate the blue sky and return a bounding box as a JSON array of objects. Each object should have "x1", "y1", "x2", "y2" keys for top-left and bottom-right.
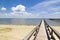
[
  {"x1": 0, "y1": 0, "x2": 44, "y2": 7},
  {"x1": 0, "y1": 0, "x2": 60, "y2": 18}
]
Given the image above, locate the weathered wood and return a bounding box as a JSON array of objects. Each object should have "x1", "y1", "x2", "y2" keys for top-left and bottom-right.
[
  {"x1": 44, "y1": 20, "x2": 60, "y2": 40},
  {"x1": 23, "y1": 20, "x2": 60, "y2": 40},
  {"x1": 35, "y1": 20, "x2": 48, "y2": 40},
  {"x1": 23, "y1": 20, "x2": 42, "y2": 40}
]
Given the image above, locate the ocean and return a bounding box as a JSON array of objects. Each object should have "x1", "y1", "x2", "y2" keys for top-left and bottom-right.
[
  {"x1": 46, "y1": 19, "x2": 60, "y2": 26},
  {"x1": 0, "y1": 18, "x2": 41, "y2": 25},
  {"x1": 0, "y1": 18, "x2": 60, "y2": 26}
]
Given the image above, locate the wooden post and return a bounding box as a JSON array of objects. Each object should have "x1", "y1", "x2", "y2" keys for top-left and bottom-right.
[
  {"x1": 50, "y1": 29, "x2": 55, "y2": 40},
  {"x1": 33, "y1": 29, "x2": 38, "y2": 40}
]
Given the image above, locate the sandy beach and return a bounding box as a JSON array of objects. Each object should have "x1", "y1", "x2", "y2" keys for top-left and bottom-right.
[
  {"x1": 0, "y1": 24, "x2": 35, "y2": 40},
  {"x1": 51, "y1": 26, "x2": 60, "y2": 40},
  {"x1": 53, "y1": 26, "x2": 60, "y2": 33}
]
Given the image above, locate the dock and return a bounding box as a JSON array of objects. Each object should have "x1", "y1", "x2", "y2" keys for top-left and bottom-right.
[
  {"x1": 23, "y1": 20, "x2": 60, "y2": 40},
  {"x1": 35, "y1": 20, "x2": 48, "y2": 40}
]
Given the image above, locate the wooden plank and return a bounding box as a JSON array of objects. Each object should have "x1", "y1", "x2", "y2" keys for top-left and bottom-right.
[
  {"x1": 44, "y1": 20, "x2": 60, "y2": 40},
  {"x1": 36, "y1": 20, "x2": 48, "y2": 40},
  {"x1": 23, "y1": 20, "x2": 42, "y2": 40}
]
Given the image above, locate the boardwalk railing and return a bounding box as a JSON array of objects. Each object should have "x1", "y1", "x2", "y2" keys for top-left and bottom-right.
[
  {"x1": 44, "y1": 20, "x2": 60, "y2": 40},
  {"x1": 23, "y1": 20, "x2": 42, "y2": 40}
]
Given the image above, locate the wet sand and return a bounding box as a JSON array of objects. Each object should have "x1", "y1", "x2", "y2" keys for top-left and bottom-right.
[{"x1": 0, "y1": 25, "x2": 35, "y2": 40}]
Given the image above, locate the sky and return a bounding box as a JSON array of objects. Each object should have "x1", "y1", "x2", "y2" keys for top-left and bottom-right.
[{"x1": 0, "y1": 0, "x2": 60, "y2": 18}]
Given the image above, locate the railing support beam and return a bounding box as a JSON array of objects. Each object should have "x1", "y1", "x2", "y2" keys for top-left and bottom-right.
[{"x1": 44, "y1": 20, "x2": 60, "y2": 40}]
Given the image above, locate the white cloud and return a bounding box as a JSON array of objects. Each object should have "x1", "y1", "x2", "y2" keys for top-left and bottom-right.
[
  {"x1": 10, "y1": 5, "x2": 39, "y2": 18},
  {"x1": 0, "y1": 5, "x2": 36, "y2": 18},
  {"x1": 1, "y1": 7, "x2": 6, "y2": 11},
  {"x1": 11, "y1": 5, "x2": 28, "y2": 17},
  {"x1": 1, "y1": 0, "x2": 60, "y2": 18},
  {"x1": 30, "y1": 0, "x2": 60, "y2": 18},
  {"x1": 11, "y1": 5, "x2": 26, "y2": 12},
  {"x1": 31, "y1": 0, "x2": 60, "y2": 9}
]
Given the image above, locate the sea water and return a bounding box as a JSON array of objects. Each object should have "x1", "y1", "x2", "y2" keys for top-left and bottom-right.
[{"x1": 0, "y1": 18, "x2": 41, "y2": 25}]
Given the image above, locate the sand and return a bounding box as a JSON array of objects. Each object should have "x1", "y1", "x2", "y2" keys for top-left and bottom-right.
[
  {"x1": 50, "y1": 26, "x2": 60, "y2": 40},
  {"x1": 53, "y1": 26, "x2": 60, "y2": 33},
  {"x1": 0, "y1": 24, "x2": 35, "y2": 40}
]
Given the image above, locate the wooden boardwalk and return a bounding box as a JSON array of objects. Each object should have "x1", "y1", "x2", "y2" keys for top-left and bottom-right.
[
  {"x1": 23, "y1": 20, "x2": 60, "y2": 40},
  {"x1": 36, "y1": 20, "x2": 48, "y2": 40}
]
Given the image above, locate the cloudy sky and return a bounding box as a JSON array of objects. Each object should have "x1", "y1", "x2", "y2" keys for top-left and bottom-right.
[{"x1": 0, "y1": 0, "x2": 60, "y2": 18}]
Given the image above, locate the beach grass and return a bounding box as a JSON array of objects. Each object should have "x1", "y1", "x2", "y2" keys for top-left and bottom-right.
[{"x1": 0, "y1": 24, "x2": 35, "y2": 40}]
